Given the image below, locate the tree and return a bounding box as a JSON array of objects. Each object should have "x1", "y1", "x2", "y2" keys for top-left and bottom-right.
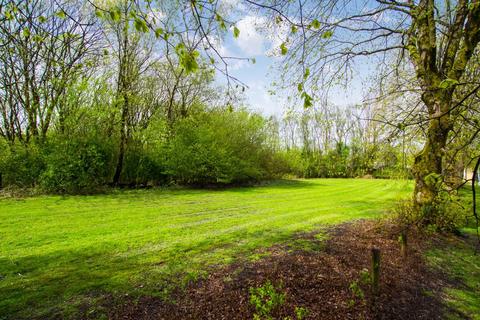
[
  {"x1": 210, "y1": 0, "x2": 480, "y2": 226},
  {"x1": 100, "y1": 0, "x2": 157, "y2": 186},
  {"x1": 153, "y1": 57, "x2": 217, "y2": 126},
  {"x1": 0, "y1": 0, "x2": 100, "y2": 143}
]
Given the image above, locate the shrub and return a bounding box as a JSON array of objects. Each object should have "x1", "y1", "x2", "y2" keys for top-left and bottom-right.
[
  {"x1": 427, "y1": 191, "x2": 467, "y2": 232},
  {"x1": 0, "y1": 141, "x2": 45, "y2": 188},
  {"x1": 166, "y1": 109, "x2": 274, "y2": 185},
  {"x1": 393, "y1": 192, "x2": 467, "y2": 232},
  {"x1": 40, "y1": 136, "x2": 113, "y2": 193},
  {"x1": 118, "y1": 117, "x2": 170, "y2": 186},
  {"x1": 122, "y1": 142, "x2": 169, "y2": 186}
]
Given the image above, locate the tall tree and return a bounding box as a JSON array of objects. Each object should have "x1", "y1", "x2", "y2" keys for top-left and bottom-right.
[
  {"x1": 203, "y1": 0, "x2": 480, "y2": 225},
  {"x1": 0, "y1": 0, "x2": 100, "y2": 143},
  {"x1": 104, "y1": 1, "x2": 154, "y2": 186}
]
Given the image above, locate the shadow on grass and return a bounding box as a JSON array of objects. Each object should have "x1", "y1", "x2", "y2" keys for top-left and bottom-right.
[
  {"x1": 0, "y1": 179, "x2": 405, "y2": 319},
  {"x1": 0, "y1": 226, "x2": 312, "y2": 319},
  {"x1": 181, "y1": 178, "x2": 321, "y2": 193},
  {"x1": 0, "y1": 248, "x2": 147, "y2": 319},
  {"x1": 225, "y1": 179, "x2": 324, "y2": 193},
  {"x1": 426, "y1": 235, "x2": 480, "y2": 320}
]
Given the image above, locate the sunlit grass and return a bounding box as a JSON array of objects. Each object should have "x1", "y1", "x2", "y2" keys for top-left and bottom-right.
[{"x1": 0, "y1": 179, "x2": 411, "y2": 319}]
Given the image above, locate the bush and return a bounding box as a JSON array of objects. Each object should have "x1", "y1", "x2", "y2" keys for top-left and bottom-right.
[
  {"x1": 166, "y1": 109, "x2": 274, "y2": 185},
  {"x1": 40, "y1": 136, "x2": 113, "y2": 193},
  {"x1": 279, "y1": 144, "x2": 351, "y2": 179},
  {"x1": 427, "y1": 191, "x2": 467, "y2": 232},
  {"x1": 122, "y1": 141, "x2": 169, "y2": 186},
  {"x1": 121, "y1": 118, "x2": 170, "y2": 186},
  {"x1": 393, "y1": 192, "x2": 468, "y2": 232},
  {"x1": 0, "y1": 141, "x2": 45, "y2": 188}
]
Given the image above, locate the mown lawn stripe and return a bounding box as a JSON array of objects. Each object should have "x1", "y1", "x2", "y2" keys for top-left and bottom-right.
[{"x1": 0, "y1": 179, "x2": 411, "y2": 318}]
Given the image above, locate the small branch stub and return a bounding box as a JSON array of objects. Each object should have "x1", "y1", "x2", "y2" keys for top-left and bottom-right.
[
  {"x1": 371, "y1": 247, "x2": 381, "y2": 296},
  {"x1": 400, "y1": 231, "x2": 407, "y2": 258}
]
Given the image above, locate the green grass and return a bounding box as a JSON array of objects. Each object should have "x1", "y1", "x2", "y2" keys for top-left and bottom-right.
[
  {"x1": 426, "y1": 230, "x2": 480, "y2": 320},
  {"x1": 425, "y1": 186, "x2": 480, "y2": 320},
  {"x1": 0, "y1": 179, "x2": 411, "y2": 319}
]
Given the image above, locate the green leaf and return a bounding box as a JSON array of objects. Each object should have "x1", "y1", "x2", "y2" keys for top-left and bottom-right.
[
  {"x1": 129, "y1": 10, "x2": 137, "y2": 19},
  {"x1": 301, "y1": 92, "x2": 313, "y2": 108},
  {"x1": 233, "y1": 26, "x2": 240, "y2": 38},
  {"x1": 176, "y1": 44, "x2": 199, "y2": 74},
  {"x1": 154, "y1": 28, "x2": 164, "y2": 38},
  {"x1": 251, "y1": 58, "x2": 256, "y2": 64},
  {"x1": 95, "y1": 9, "x2": 103, "y2": 19},
  {"x1": 109, "y1": 9, "x2": 121, "y2": 22},
  {"x1": 38, "y1": 15, "x2": 47, "y2": 23},
  {"x1": 291, "y1": 25, "x2": 298, "y2": 34},
  {"x1": 322, "y1": 30, "x2": 333, "y2": 39},
  {"x1": 55, "y1": 10, "x2": 66, "y2": 19},
  {"x1": 134, "y1": 18, "x2": 148, "y2": 33},
  {"x1": 468, "y1": 1, "x2": 479, "y2": 10},
  {"x1": 215, "y1": 13, "x2": 226, "y2": 30},
  {"x1": 438, "y1": 78, "x2": 459, "y2": 89},
  {"x1": 176, "y1": 42, "x2": 185, "y2": 51},
  {"x1": 22, "y1": 27, "x2": 30, "y2": 37},
  {"x1": 311, "y1": 19, "x2": 320, "y2": 29},
  {"x1": 280, "y1": 42, "x2": 288, "y2": 55},
  {"x1": 303, "y1": 68, "x2": 310, "y2": 80},
  {"x1": 297, "y1": 82, "x2": 303, "y2": 92},
  {"x1": 4, "y1": 10, "x2": 13, "y2": 20},
  {"x1": 33, "y1": 34, "x2": 43, "y2": 43}
]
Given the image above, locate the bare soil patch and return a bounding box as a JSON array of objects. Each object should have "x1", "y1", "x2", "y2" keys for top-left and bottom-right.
[{"x1": 95, "y1": 220, "x2": 453, "y2": 320}]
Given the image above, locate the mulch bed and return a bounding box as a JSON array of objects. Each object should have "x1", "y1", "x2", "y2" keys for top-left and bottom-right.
[{"x1": 96, "y1": 220, "x2": 452, "y2": 320}]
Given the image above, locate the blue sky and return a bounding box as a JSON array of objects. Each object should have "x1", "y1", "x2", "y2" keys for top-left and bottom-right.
[{"x1": 215, "y1": 14, "x2": 368, "y2": 116}]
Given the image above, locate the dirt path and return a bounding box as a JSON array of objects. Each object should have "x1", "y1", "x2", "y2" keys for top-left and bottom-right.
[{"x1": 96, "y1": 220, "x2": 454, "y2": 320}]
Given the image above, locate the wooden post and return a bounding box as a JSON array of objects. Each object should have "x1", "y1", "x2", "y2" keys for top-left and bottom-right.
[
  {"x1": 399, "y1": 231, "x2": 407, "y2": 258},
  {"x1": 371, "y1": 247, "x2": 380, "y2": 296}
]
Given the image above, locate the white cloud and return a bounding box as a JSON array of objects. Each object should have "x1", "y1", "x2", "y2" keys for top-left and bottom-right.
[
  {"x1": 219, "y1": 0, "x2": 241, "y2": 8},
  {"x1": 264, "y1": 22, "x2": 291, "y2": 57},
  {"x1": 234, "y1": 15, "x2": 267, "y2": 56},
  {"x1": 233, "y1": 15, "x2": 294, "y2": 57},
  {"x1": 228, "y1": 59, "x2": 250, "y2": 71},
  {"x1": 246, "y1": 80, "x2": 282, "y2": 115}
]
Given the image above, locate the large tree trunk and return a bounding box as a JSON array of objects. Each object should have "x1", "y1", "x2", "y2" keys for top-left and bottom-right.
[{"x1": 412, "y1": 98, "x2": 452, "y2": 223}]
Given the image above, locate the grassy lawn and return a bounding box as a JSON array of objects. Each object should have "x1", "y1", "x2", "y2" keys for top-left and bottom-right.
[
  {"x1": 0, "y1": 179, "x2": 411, "y2": 319},
  {"x1": 427, "y1": 227, "x2": 480, "y2": 320},
  {"x1": 425, "y1": 186, "x2": 480, "y2": 320}
]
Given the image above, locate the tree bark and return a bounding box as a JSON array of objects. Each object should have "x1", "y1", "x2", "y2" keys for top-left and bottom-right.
[
  {"x1": 112, "y1": 4, "x2": 130, "y2": 187},
  {"x1": 412, "y1": 98, "x2": 452, "y2": 223},
  {"x1": 113, "y1": 98, "x2": 128, "y2": 186}
]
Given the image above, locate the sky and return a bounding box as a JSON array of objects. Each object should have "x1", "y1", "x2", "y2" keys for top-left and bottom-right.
[{"x1": 215, "y1": 14, "x2": 368, "y2": 117}]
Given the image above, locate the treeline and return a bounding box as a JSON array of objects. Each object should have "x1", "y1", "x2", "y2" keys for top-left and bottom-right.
[
  {"x1": 0, "y1": 0, "x2": 279, "y2": 192},
  {"x1": 273, "y1": 106, "x2": 413, "y2": 179},
  {"x1": 0, "y1": 105, "x2": 282, "y2": 193},
  {"x1": 0, "y1": 0, "x2": 411, "y2": 194}
]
